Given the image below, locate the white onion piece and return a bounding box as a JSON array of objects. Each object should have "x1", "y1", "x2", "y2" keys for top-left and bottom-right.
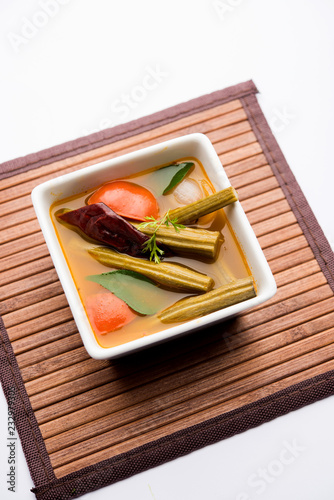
[{"x1": 173, "y1": 178, "x2": 203, "y2": 205}]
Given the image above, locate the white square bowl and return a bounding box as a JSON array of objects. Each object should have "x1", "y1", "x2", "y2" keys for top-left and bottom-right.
[{"x1": 31, "y1": 133, "x2": 276, "y2": 360}]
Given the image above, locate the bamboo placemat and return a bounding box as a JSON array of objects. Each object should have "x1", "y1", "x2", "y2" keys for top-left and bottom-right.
[{"x1": 1, "y1": 80, "x2": 334, "y2": 500}]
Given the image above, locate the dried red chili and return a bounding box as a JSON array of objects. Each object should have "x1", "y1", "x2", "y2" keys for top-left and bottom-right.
[{"x1": 56, "y1": 202, "x2": 169, "y2": 259}]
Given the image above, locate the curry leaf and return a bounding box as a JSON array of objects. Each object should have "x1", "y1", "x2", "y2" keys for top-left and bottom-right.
[
  {"x1": 86, "y1": 270, "x2": 165, "y2": 315},
  {"x1": 162, "y1": 162, "x2": 194, "y2": 195},
  {"x1": 149, "y1": 162, "x2": 194, "y2": 195}
]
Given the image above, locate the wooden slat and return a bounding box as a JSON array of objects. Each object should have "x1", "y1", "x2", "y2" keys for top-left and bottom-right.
[
  {"x1": 1, "y1": 269, "x2": 58, "y2": 302},
  {"x1": 0, "y1": 281, "x2": 64, "y2": 315},
  {"x1": 1, "y1": 206, "x2": 36, "y2": 230},
  {"x1": 48, "y1": 334, "x2": 334, "y2": 472},
  {"x1": 2, "y1": 294, "x2": 68, "y2": 329},
  {"x1": 211, "y1": 131, "x2": 257, "y2": 155},
  {"x1": 238, "y1": 176, "x2": 280, "y2": 200},
  {"x1": 0, "y1": 100, "x2": 243, "y2": 191},
  {"x1": 25, "y1": 357, "x2": 110, "y2": 396},
  {"x1": 39, "y1": 308, "x2": 334, "y2": 443},
  {"x1": 1, "y1": 256, "x2": 54, "y2": 287},
  {"x1": 29, "y1": 285, "x2": 331, "y2": 414},
  {"x1": 0, "y1": 232, "x2": 46, "y2": 259},
  {"x1": 19, "y1": 346, "x2": 90, "y2": 380},
  {"x1": 241, "y1": 187, "x2": 285, "y2": 213},
  {"x1": 267, "y1": 248, "x2": 314, "y2": 276},
  {"x1": 53, "y1": 342, "x2": 334, "y2": 477},
  {"x1": 34, "y1": 292, "x2": 334, "y2": 430},
  {"x1": 251, "y1": 211, "x2": 297, "y2": 237},
  {"x1": 12, "y1": 320, "x2": 78, "y2": 358},
  {"x1": 229, "y1": 164, "x2": 273, "y2": 188},
  {"x1": 0, "y1": 193, "x2": 33, "y2": 217},
  {"x1": 0, "y1": 244, "x2": 50, "y2": 274},
  {"x1": 224, "y1": 152, "x2": 267, "y2": 177},
  {"x1": 274, "y1": 259, "x2": 322, "y2": 288},
  {"x1": 6, "y1": 307, "x2": 73, "y2": 341},
  {"x1": 1, "y1": 96, "x2": 333, "y2": 481},
  {"x1": 23, "y1": 263, "x2": 324, "y2": 396},
  {"x1": 1, "y1": 220, "x2": 41, "y2": 245},
  {"x1": 206, "y1": 120, "x2": 251, "y2": 143},
  {"x1": 0, "y1": 101, "x2": 245, "y2": 199},
  {"x1": 263, "y1": 234, "x2": 310, "y2": 262},
  {"x1": 48, "y1": 334, "x2": 334, "y2": 470},
  {"x1": 219, "y1": 142, "x2": 263, "y2": 166},
  {"x1": 246, "y1": 198, "x2": 291, "y2": 225}
]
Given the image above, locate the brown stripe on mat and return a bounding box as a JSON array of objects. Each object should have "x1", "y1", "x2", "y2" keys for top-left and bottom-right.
[{"x1": 1, "y1": 80, "x2": 334, "y2": 500}]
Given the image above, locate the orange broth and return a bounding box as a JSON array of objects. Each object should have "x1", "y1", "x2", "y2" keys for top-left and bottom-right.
[{"x1": 51, "y1": 157, "x2": 251, "y2": 348}]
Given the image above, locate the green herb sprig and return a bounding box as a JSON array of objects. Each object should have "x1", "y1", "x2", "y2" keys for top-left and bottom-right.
[{"x1": 139, "y1": 210, "x2": 185, "y2": 264}]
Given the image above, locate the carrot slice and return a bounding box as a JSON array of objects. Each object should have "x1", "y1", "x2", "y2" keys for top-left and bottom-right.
[
  {"x1": 85, "y1": 292, "x2": 136, "y2": 335},
  {"x1": 88, "y1": 181, "x2": 159, "y2": 221}
]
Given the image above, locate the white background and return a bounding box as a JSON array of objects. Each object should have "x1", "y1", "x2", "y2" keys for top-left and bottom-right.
[{"x1": 1, "y1": 0, "x2": 334, "y2": 498}]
